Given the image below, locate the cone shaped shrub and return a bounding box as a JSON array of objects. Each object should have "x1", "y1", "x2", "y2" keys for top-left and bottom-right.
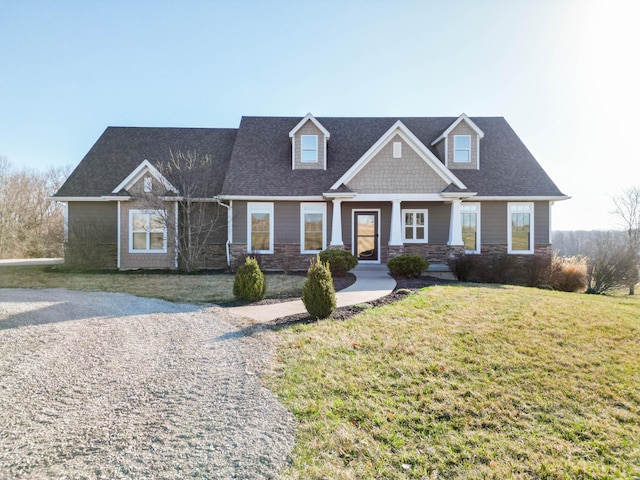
[
  {"x1": 233, "y1": 257, "x2": 266, "y2": 302},
  {"x1": 302, "y1": 255, "x2": 337, "y2": 319}
]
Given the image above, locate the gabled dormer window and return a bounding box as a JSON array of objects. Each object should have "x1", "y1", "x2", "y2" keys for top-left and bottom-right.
[
  {"x1": 301, "y1": 135, "x2": 318, "y2": 162},
  {"x1": 453, "y1": 135, "x2": 471, "y2": 163}
]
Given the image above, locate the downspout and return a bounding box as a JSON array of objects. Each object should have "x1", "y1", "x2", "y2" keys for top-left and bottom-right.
[{"x1": 216, "y1": 198, "x2": 232, "y2": 267}]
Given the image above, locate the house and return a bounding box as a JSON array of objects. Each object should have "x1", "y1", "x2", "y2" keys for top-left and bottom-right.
[{"x1": 53, "y1": 113, "x2": 568, "y2": 271}]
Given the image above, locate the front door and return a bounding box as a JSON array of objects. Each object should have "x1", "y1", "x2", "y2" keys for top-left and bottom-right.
[{"x1": 355, "y1": 211, "x2": 378, "y2": 261}]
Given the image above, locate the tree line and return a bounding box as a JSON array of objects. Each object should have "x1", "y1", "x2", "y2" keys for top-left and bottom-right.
[{"x1": 0, "y1": 156, "x2": 70, "y2": 259}]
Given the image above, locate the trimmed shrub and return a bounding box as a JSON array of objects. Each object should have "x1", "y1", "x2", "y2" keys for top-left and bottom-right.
[
  {"x1": 387, "y1": 254, "x2": 429, "y2": 278},
  {"x1": 319, "y1": 248, "x2": 358, "y2": 276},
  {"x1": 549, "y1": 255, "x2": 588, "y2": 292},
  {"x1": 233, "y1": 257, "x2": 266, "y2": 302},
  {"x1": 302, "y1": 255, "x2": 337, "y2": 319}
]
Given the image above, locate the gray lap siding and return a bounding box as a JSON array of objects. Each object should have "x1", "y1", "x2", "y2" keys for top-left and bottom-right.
[{"x1": 66, "y1": 202, "x2": 118, "y2": 268}]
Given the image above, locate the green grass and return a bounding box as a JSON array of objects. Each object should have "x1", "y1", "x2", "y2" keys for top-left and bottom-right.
[
  {"x1": 0, "y1": 266, "x2": 304, "y2": 304},
  {"x1": 267, "y1": 285, "x2": 640, "y2": 479}
]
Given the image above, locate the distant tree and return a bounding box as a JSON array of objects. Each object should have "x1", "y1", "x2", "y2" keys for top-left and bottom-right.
[
  {"x1": 612, "y1": 186, "x2": 640, "y2": 294},
  {"x1": 586, "y1": 232, "x2": 638, "y2": 294},
  {"x1": 151, "y1": 150, "x2": 225, "y2": 273},
  {"x1": 0, "y1": 157, "x2": 70, "y2": 258}
]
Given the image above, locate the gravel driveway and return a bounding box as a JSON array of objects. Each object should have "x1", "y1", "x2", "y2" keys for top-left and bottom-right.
[{"x1": 0, "y1": 289, "x2": 295, "y2": 479}]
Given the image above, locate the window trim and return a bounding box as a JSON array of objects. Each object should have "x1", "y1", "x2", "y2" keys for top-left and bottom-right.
[
  {"x1": 300, "y1": 134, "x2": 318, "y2": 163},
  {"x1": 453, "y1": 135, "x2": 471, "y2": 163},
  {"x1": 300, "y1": 202, "x2": 327, "y2": 254},
  {"x1": 129, "y1": 209, "x2": 167, "y2": 253},
  {"x1": 507, "y1": 202, "x2": 534, "y2": 254},
  {"x1": 247, "y1": 202, "x2": 274, "y2": 254},
  {"x1": 143, "y1": 176, "x2": 152, "y2": 193},
  {"x1": 402, "y1": 209, "x2": 428, "y2": 243},
  {"x1": 461, "y1": 202, "x2": 481, "y2": 254}
]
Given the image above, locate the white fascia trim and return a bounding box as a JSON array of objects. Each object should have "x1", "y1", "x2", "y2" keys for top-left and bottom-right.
[
  {"x1": 473, "y1": 195, "x2": 570, "y2": 201},
  {"x1": 441, "y1": 192, "x2": 478, "y2": 199},
  {"x1": 431, "y1": 113, "x2": 485, "y2": 146},
  {"x1": 219, "y1": 195, "x2": 325, "y2": 201},
  {"x1": 112, "y1": 159, "x2": 179, "y2": 194},
  {"x1": 50, "y1": 196, "x2": 131, "y2": 202},
  {"x1": 288, "y1": 113, "x2": 331, "y2": 139},
  {"x1": 159, "y1": 196, "x2": 218, "y2": 202},
  {"x1": 330, "y1": 120, "x2": 466, "y2": 190}
]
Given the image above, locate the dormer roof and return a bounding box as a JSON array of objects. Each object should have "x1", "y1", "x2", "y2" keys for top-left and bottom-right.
[
  {"x1": 431, "y1": 113, "x2": 484, "y2": 146},
  {"x1": 289, "y1": 113, "x2": 331, "y2": 139},
  {"x1": 112, "y1": 159, "x2": 178, "y2": 194}
]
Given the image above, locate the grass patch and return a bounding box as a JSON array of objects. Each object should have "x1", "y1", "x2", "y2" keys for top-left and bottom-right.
[
  {"x1": 0, "y1": 266, "x2": 304, "y2": 304},
  {"x1": 267, "y1": 284, "x2": 640, "y2": 479}
]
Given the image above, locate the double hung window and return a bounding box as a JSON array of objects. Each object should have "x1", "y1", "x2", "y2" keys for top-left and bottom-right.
[
  {"x1": 508, "y1": 203, "x2": 534, "y2": 254},
  {"x1": 248, "y1": 203, "x2": 274, "y2": 254},
  {"x1": 453, "y1": 135, "x2": 471, "y2": 163},
  {"x1": 130, "y1": 210, "x2": 166, "y2": 253},
  {"x1": 300, "y1": 203, "x2": 326, "y2": 253}
]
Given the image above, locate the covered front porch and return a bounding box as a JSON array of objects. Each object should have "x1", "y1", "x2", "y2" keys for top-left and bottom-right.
[{"x1": 324, "y1": 193, "x2": 470, "y2": 265}]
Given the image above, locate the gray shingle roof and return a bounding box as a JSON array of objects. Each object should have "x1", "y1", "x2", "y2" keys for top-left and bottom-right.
[
  {"x1": 220, "y1": 116, "x2": 565, "y2": 197},
  {"x1": 55, "y1": 117, "x2": 565, "y2": 199},
  {"x1": 55, "y1": 127, "x2": 237, "y2": 197}
]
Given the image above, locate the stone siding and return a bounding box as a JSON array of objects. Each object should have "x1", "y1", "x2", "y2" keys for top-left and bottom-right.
[
  {"x1": 346, "y1": 134, "x2": 448, "y2": 194},
  {"x1": 230, "y1": 243, "x2": 319, "y2": 272}
]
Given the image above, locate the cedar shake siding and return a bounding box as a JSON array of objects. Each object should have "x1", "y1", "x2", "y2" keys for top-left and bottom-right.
[
  {"x1": 345, "y1": 135, "x2": 448, "y2": 194},
  {"x1": 292, "y1": 120, "x2": 326, "y2": 170},
  {"x1": 446, "y1": 121, "x2": 479, "y2": 169}
]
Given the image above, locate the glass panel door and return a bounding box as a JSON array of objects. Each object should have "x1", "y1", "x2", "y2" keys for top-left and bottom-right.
[{"x1": 355, "y1": 212, "x2": 378, "y2": 261}]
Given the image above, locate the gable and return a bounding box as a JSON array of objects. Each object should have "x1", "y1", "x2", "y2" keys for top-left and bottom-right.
[
  {"x1": 112, "y1": 159, "x2": 178, "y2": 195},
  {"x1": 346, "y1": 134, "x2": 449, "y2": 194}
]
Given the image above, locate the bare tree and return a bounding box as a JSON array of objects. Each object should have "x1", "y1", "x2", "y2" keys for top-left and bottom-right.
[
  {"x1": 0, "y1": 157, "x2": 70, "y2": 258},
  {"x1": 612, "y1": 186, "x2": 640, "y2": 294},
  {"x1": 151, "y1": 150, "x2": 225, "y2": 273},
  {"x1": 586, "y1": 232, "x2": 638, "y2": 294}
]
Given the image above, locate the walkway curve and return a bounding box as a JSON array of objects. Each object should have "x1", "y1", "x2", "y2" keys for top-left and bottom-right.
[{"x1": 227, "y1": 264, "x2": 396, "y2": 323}]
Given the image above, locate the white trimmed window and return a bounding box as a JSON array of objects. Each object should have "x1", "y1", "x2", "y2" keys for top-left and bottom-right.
[
  {"x1": 248, "y1": 202, "x2": 274, "y2": 254},
  {"x1": 143, "y1": 176, "x2": 152, "y2": 193},
  {"x1": 300, "y1": 203, "x2": 326, "y2": 253},
  {"x1": 508, "y1": 203, "x2": 534, "y2": 254},
  {"x1": 402, "y1": 209, "x2": 428, "y2": 243},
  {"x1": 129, "y1": 210, "x2": 167, "y2": 253},
  {"x1": 301, "y1": 135, "x2": 318, "y2": 162},
  {"x1": 461, "y1": 203, "x2": 480, "y2": 254},
  {"x1": 453, "y1": 135, "x2": 471, "y2": 162}
]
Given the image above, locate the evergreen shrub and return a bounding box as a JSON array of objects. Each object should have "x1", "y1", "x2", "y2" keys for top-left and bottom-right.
[
  {"x1": 233, "y1": 257, "x2": 266, "y2": 302},
  {"x1": 302, "y1": 255, "x2": 337, "y2": 319}
]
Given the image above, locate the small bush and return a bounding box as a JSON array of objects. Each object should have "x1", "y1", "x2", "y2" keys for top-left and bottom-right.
[
  {"x1": 233, "y1": 257, "x2": 266, "y2": 302},
  {"x1": 448, "y1": 254, "x2": 479, "y2": 282},
  {"x1": 319, "y1": 249, "x2": 358, "y2": 276},
  {"x1": 387, "y1": 254, "x2": 429, "y2": 278},
  {"x1": 549, "y1": 255, "x2": 588, "y2": 292},
  {"x1": 302, "y1": 256, "x2": 337, "y2": 319}
]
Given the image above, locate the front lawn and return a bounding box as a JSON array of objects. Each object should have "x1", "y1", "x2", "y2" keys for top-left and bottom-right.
[
  {"x1": 268, "y1": 285, "x2": 640, "y2": 479},
  {"x1": 0, "y1": 266, "x2": 305, "y2": 304}
]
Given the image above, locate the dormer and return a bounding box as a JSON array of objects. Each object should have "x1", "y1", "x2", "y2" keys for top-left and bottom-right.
[
  {"x1": 431, "y1": 113, "x2": 484, "y2": 170},
  {"x1": 289, "y1": 113, "x2": 330, "y2": 170}
]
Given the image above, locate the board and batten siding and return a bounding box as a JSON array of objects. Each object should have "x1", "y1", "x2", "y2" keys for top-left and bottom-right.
[
  {"x1": 231, "y1": 201, "x2": 333, "y2": 245},
  {"x1": 67, "y1": 202, "x2": 118, "y2": 243},
  {"x1": 400, "y1": 201, "x2": 450, "y2": 244}
]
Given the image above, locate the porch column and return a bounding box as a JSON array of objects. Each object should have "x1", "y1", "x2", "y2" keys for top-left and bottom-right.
[
  {"x1": 330, "y1": 198, "x2": 344, "y2": 247},
  {"x1": 389, "y1": 199, "x2": 403, "y2": 246},
  {"x1": 448, "y1": 198, "x2": 464, "y2": 246}
]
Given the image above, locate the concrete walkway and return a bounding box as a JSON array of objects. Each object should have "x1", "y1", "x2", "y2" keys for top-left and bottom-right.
[{"x1": 227, "y1": 264, "x2": 396, "y2": 323}]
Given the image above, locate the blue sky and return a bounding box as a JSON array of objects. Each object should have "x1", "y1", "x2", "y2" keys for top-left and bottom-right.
[{"x1": 1, "y1": 0, "x2": 638, "y2": 230}]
